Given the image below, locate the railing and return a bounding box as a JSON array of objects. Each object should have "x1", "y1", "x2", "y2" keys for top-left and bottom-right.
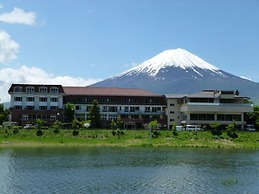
[{"x1": 186, "y1": 102, "x2": 253, "y2": 107}]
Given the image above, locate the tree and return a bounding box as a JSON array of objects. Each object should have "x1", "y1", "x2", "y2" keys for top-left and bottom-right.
[
  {"x1": 149, "y1": 120, "x2": 160, "y2": 138},
  {"x1": 0, "y1": 104, "x2": 9, "y2": 125},
  {"x1": 246, "y1": 105, "x2": 259, "y2": 128},
  {"x1": 64, "y1": 103, "x2": 75, "y2": 122},
  {"x1": 88, "y1": 99, "x2": 100, "y2": 128},
  {"x1": 226, "y1": 122, "x2": 238, "y2": 138},
  {"x1": 72, "y1": 118, "x2": 83, "y2": 129},
  {"x1": 35, "y1": 119, "x2": 45, "y2": 129},
  {"x1": 210, "y1": 122, "x2": 222, "y2": 136}
]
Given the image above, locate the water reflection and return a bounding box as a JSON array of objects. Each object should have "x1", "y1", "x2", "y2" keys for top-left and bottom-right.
[{"x1": 0, "y1": 147, "x2": 258, "y2": 193}]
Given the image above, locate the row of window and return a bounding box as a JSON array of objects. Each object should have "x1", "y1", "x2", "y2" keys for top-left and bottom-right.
[
  {"x1": 21, "y1": 114, "x2": 57, "y2": 121},
  {"x1": 14, "y1": 106, "x2": 58, "y2": 110},
  {"x1": 14, "y1": 97, "x2": 59, "y2": 102},
  {"x1": 75, "y1": 105, "x2": 163, "y2": 113},
  {"x1": 75, "y1": 113, "x2": 162, "y2": 121},
  {"x1": 190, "y1": 114, "x2": 241, "y2": 121},
  {"x1": 67, "y1": 97, "x2": 162, "y2": 104},
  {"x1": 14, "y1": 86, "x2": 60, "y2": 93}
]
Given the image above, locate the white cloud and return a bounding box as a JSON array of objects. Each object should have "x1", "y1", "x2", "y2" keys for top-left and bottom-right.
[
  {"x1": 0, "y1": 30, "x2": 20, "y2": 64},
  {"x1": 0, "y1": 7, "x2": 36, "y2": 26},
  {"x1": 0, "y1": 65, "x2": 102, "y2": 102}
]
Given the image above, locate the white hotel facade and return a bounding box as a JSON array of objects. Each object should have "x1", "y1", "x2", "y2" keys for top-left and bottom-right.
[{"x1": 8, "y1": 84, "x2": 253, "y2": 129}]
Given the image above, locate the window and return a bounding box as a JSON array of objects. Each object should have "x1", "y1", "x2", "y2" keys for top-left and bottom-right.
[
  {"x1": 26, "y1": 87, "x2": 35, "y2": 93},
  {"x1": 40, "y1": 97, "x2": 47, "y2": 102},
  {"x1": 26, "y1": 97, "x2": 34, "y2": 102},
  {"x1": 22, "y1": 115, "x2": 29, "y2": 120},
  {"x1": 124, "y1": 107, "x2": 129, "y2": 112},
  {"x1": 14, "y1": 106, "x2": 22, "y2": 109},
  {"x1": 14, "y1": 86, "x2": 22, "y2": 92},
  {"x1": 108, "y1": 106, "x2": 118, "y2": 112},
  {"x1": 145, "y1": 107, "x2": 150, "y2": 112},
  {"x1": 170, "y1": 111, "x2": 175, "y2": 114},
  {"x1": 102, "y1": 106, "x2": 107, "y2": 112},
  {"x1": 14, "y1": 97, "x2": 22, "y2": 101},
  {"x1": 50, "y1": 106, "x2": 58, "y2": 110},
  {"x1": 50, "y1": 87, "x2": 59, "y2": 93},
  {"x1": 130, "y1": 106, "x2": 139, "y2": 112},
  {"x1": 170, "y1": 103, "x2": 175, "y2": 106},
  {"x1": 190, "y1": 114, "x2": 214, "y2": 121},
  {"x1": 50, "y1": 97, "x2": 58, "y2": 102},
  {"x1": 50, "y1": 115, "x2": 56, "y2": 121},
  {"x1": 108, "y1": 115, "x2": 117, "y2": 120},
  {"x1": 101, "y1": 114, "x2": 107, "y2": 120},
  {"x1": 152, "y1": 107, "x2": 162, "y2": 113},
  {"x1": 39, "y1": 87, "x2": 47, "y2": 93},
  {"x1": 26, "y1": 106, "x2": 34, "y2": 110},
  {"x1": 39, "y1": 106, "x2": 47, "y2": 110},
  {"x1": 217, "y1": 114, "x2": 241, "y2": 121}
]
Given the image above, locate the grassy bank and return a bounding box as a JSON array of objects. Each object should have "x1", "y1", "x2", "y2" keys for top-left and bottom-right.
[{"x1": 0, "y1": 129, "x2": 259, "y2": 148}]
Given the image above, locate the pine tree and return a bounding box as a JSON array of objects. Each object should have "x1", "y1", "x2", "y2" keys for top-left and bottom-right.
[{"x1": 89, "y1": 99, "x2": 100, "y2": 128}]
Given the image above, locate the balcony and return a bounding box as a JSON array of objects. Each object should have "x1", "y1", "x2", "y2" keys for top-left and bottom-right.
[{"x1": 181, "y1": 103, "x2": 253, "y2": 113}]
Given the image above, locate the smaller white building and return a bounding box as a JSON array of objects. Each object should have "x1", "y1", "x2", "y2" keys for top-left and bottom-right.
[{"x1": 166, "y1": 90, "x2": 253, "y2": 129}]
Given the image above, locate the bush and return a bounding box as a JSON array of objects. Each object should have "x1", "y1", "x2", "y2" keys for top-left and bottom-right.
[
  {"x1": 226, "y1": 122, "x2": 238, "y2": 139},
  {"x1": 36, "y1": 129, "x2": 44, "y2": 136},
  {"x1": 152, "y1": 130, "x2": 160, "y2": 138},
  {"x1": 13, "y1": 128, "x2": 19, "y2": 134},
  {"x1": 73, "y1": 130, "x2": 79, "y2": 136},
  {"x1": 53, "y1": 129, "x2": 60, "y2": 134}
]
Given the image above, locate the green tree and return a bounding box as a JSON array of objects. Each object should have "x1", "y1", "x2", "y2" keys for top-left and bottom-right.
[
  {"x1": 35, "y1": 119, "x2": 45, "y2": 129},
  {"x1": 210, "y1": 122, "x2": 222, "y2": 136},
  {"x1": 88, "y1": 99, "x2": 100, "y2": 128},
  {"x1": 171, "y1": 121, "x2": 178, "y2": 136},
  {"x1": 226, "y1": 122, "x2": 238, "y2": 138},
  {"x1": 64, "y1": 103, "x2": 75, "y2": 123},
  {"x1": 149, "y1": 120, "x2": 160, "y2": 138},
  {"x1": 0, "y1": 104, "x2": 9, "y2": 125},
  {"x1": 72, "y1": 118, "x2": 83, "y2": 129},
  {"x1": 246, "y1": 105, "x2": 259, "y2": 128},
  {"x1": 53, "y1": 120, "x2": 62, "y2": 129}
]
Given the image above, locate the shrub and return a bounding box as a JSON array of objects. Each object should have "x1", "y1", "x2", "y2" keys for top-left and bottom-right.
[
  {"x1": 210, "y1": 122, "x2": 222, "y2": 136},
  {"x1": 73, "y1": 130, "x2": 79, "y2": 136},
  {"x1": 13, "y1": 128, "x2": 19, "y2": 134},
  {"x1": 53, "y1": 129, "x2": 60, "y2": 134},
  {"x1": 152, "y1": 130, "x2": 160, "y2": 138},
  {"x1": 36, "y1": 129, "x2": 44, "y2": 136},
  {"x1": 226, "y1": 122, "x2": 238, "y2": 139}
]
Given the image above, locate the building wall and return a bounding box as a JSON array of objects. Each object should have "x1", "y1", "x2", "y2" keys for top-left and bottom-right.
[
  {"x1": 166, "y1": 98, "x2": 182, "y2": 129},
  {"x1": 65, "y1": 95, "x2": 167, "y2": 129},
  {"x1": 8, "y1": 84, "x2": 64, "y2": 125}
]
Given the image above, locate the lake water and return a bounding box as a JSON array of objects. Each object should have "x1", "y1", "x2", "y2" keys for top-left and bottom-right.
[{"x1": 0, "y1": 147, "x2": 258, "y2": 194}]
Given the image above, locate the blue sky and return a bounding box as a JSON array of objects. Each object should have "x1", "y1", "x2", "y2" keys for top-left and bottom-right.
[{"x1": 0, "y1": 0, "x2": 259, "y2": 102}]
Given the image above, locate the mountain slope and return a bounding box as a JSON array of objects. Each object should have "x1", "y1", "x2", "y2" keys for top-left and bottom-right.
[{"x1": 92, "y1": 48, "x2": 259, "y2": 103}]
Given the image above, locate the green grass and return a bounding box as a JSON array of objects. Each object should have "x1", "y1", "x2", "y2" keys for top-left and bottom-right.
[{"x1": 0, "y1": 128, "x2": 259, "y2": 148}]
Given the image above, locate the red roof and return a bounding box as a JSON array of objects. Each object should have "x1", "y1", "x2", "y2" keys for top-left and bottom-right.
[{"x1": 63, "y1": 86, "x2": 162, "y2": 97}]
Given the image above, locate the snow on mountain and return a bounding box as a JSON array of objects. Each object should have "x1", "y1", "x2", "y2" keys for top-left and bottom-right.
[
  {"x1": 118, "y1": 48, "x2": 222, "y2": 77},
  {"x1": 92, "y1": 48, "x2": 259, "y2": 103}
]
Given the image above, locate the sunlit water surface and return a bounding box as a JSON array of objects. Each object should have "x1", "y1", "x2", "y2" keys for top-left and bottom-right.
[{"x1": 0, "y1": 147, "x2": 258, "y2": 194}]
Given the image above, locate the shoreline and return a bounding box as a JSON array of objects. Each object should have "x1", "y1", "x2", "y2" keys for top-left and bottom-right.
[
  {"x1": 1, "y1": 129, "x2": 258, "y2": 149},
  {"x1": 1, "y1": 139, "x2": 258, "y2": 149}
]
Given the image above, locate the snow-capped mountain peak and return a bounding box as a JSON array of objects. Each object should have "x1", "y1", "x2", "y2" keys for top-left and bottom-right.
[{"x1": 121, "y1": 48, "x2": 220, "y2": 76}]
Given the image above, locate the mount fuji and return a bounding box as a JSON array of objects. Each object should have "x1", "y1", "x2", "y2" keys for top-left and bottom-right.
[{"x1": 92, "y1": 48, "x2": 259, "y2": 103}]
